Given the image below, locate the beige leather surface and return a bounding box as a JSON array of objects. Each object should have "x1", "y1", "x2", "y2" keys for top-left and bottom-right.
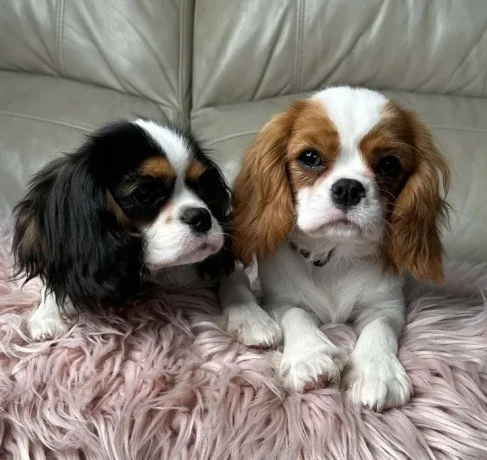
[
  {"x1": 193, "y1": 0, "x2": 487, "y2": 109},
  {"x1": 0, "y1": 71, "x2": 182, "y2": 221},
  {"x1": 0, "y1": 0, "x2": 193, "y2": 114},
  {"x1": 0, "y1": 1, "x2": 486, "y2": 262},
  {"x1": 192, "y1": 90, "x2": 487, "y2": 263}
]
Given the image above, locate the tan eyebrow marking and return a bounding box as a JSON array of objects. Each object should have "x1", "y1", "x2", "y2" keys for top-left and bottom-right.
[
  {"x1": 140, "y1": 157, "x2": 176, "y2": 178},
  {"x1": 286, "y1": 99, "x2": 340, "y2": 190},
  {"x1": 186, "y1": 160, "x2": 206, "y2": 181}
]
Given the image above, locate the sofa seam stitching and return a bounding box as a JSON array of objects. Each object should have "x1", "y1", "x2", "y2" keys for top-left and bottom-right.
[
  {"x1": 300, "y1": 0, "x2": 307, "y2": 92},
  {"x1": 61, "y1": 0, "x2": 66, "y2": 74},
  {"x1": 294, "y1": 0, "x2": 303, "y2": 94},
  {"x1": 55, "y1": 0, "x2": 60, "y2": 74},
  {"x1": 56, "y1": 0, "x2": 66, "y2": 75},
  {"x1": 178, "y1": 0, "x2": 185, "y2": 125}
]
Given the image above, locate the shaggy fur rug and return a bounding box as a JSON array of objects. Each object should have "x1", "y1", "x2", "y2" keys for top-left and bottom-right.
[{"x1": 0, "y1": 227, "x2": 486, "y2": 460}]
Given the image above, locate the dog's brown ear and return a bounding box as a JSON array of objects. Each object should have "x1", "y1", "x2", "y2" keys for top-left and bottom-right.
[
  {"x1": 386, "y1": 110, "x2": 450, "y2": 284},
  {"x1": 232, "y1": 105, "x2": 303, "y2": 265}
]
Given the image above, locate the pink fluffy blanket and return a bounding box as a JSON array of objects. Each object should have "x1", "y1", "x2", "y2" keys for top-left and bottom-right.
[{"x1": 0, "y1": 228, "x2": 486, "y2": 460}]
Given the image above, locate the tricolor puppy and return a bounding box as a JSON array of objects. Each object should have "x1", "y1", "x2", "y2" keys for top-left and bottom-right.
[
  {"x1": 226, "y1": 87, "x2": 450, "y2": 411},
  {"x1": 13, "y1": 119, "x2": 261, "y2": 341}
]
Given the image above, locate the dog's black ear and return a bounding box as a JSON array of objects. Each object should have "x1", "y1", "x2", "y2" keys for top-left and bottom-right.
[
  {"x1": 12, "y1": 152, "x2": 144, "y2": 313},
  {"x1": 194, "y1": 155, "x2": 236, "y2": 280}
]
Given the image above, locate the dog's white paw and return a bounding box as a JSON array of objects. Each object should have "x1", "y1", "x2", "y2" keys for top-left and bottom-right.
[
  {"x1": 279, "y1": 340, "x2": 346, "y2": 392},
  {"x1": 343, "y1": 352, "x2": 412, "y2": 411},
  {"x1": 27, "y1": 314, "x2": 69, "y2": 341},
  {"x1": 222, "y1": 305, "x2": 282, "y2": 348},
  {"x1": 26, "y1": 303, "x2": 69, "y2": 341}
]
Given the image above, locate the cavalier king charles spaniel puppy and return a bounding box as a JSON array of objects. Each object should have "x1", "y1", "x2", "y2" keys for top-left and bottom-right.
[
  {"x1": 224, "y1": 86, "x2": 450, "y2": 411},
  {"x1": 13, "y1": 118, "x2": 263, "y2": 341}
]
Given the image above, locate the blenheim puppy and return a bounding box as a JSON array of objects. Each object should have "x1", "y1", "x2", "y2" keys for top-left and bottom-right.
[
  {"x1": 225, "y1": 86, "x2": 450, "y2": 411},
  {"x1": 13, "y1": 119, "x2": 261, "y2": 342}
]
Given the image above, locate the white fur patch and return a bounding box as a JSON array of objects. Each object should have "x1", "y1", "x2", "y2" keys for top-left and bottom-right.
[
  {"x1": 312, "y1": 86, "x2": 387, "y2": 148},
  {"x1": 344, "y1": 352, "x2": 412, "y2": 411},
  {"x1": 220, "y1": 268, "x2": 282, "y2": 348},
  {"x1": 276, "y1": 307, "x2": 346, "y2": 392},
  {"x1": 134, "y1": 119, "x2": 190, "y2": 175},
  {"x1": 222, "y1": 307, "x2": 282, "y2": 348},
  {"x1": 26, "y1": 289, "x2": 73, "y2": 341}
]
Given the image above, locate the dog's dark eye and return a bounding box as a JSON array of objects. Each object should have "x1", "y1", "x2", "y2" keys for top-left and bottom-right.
[
  {"x1": 133, "y1": 185, "x2": 158, "y2": 205},
  {"x1": 298, "y1": 150, "x2": 323, "y2": 169},
  {"x1": 377, "y1": 155, "x2": 401, "y2": 177}
]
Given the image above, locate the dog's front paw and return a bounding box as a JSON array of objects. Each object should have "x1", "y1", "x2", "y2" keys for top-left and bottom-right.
[
  {"x1": 26, "y1": 305, "x2": 69, "y2": 341},
  {"x1": 343, "y1": 352, "x2": 412, "y2": 411},
  {"x1": 279, "y1": 342, "x2": 346, "y2": 392},
  {"x1": 222, "y1": 305, "x2": 282, "y2": 348}
]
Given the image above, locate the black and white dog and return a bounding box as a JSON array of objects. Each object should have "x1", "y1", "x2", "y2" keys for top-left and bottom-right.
[{"x1": 13, "y1": 118, "x2": 271, "y2": 341}]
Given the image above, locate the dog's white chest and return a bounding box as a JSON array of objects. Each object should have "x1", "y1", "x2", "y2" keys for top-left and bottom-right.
[
  {"x1": 301, "y1": 254, "x2": 386, "y2": 323},
  {"x1": 259, "y1": 244, "x2": 390, "y2": 324},
  {"x1": 306, "y1": 261, "x2": 362, "y2": 323}
]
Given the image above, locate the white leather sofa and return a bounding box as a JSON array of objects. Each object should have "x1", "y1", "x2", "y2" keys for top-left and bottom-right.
[{"x1": 1, "y1": 0, "x2": 486, "y2": 263}]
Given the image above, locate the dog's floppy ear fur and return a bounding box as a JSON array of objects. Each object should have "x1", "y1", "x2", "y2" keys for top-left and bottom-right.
[
  {"x1": 386, "y1": 110, "x2": 450, "y2": 284},
  {"x1": 232, "y1": 106, "x2": 301, "y2": 265},
  {"x1": 194, "y1": 153, "x2": 236, "y2": 280},
  {"x1": 13, "y1": 152, "x2": 144, "y2": 313}
]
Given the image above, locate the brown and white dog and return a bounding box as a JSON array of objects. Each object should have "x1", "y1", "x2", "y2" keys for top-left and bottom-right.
[{"x1": 223, "y1": 86, "x2": 450, "y2": 411}]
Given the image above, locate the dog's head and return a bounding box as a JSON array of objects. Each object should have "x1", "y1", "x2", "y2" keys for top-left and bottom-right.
[
  {"x1": 233, "y1": 87, "x2": 450, "y2": 283},
  {"x1": 13, "y1": 119, "x2": 234, "y2": 312}
]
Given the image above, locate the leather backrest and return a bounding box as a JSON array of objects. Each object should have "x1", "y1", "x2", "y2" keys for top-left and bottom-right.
[
  {"x1": 193, "y1": 0, "x2": 487, "y2": 110},
  {"x1": 0, "y1": 0, "x2": 193, "y2": 114}
]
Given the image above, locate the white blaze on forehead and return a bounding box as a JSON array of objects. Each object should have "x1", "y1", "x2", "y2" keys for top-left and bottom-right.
[
  {"x1": 133, "y1": 119, "x2": 191, "y2": 175},
  {"x1": 312, "y1": 87, "x2": 388, "y2": 151},
  {"x1": 311, "y1": 87, "x2": 389, "y2": 177}
]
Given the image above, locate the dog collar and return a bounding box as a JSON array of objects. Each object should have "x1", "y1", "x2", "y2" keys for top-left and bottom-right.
[{"x1": 289, "y1": 242, "x2": 335, "y2": 267}]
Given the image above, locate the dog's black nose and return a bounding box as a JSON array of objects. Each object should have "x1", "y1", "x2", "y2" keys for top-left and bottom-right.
[
  {"x1": 180, "y1": 207, "x2": 212, "y2": 233},
  {"x1": 331, "y1": 179, "x2": 366, "y2": 209}
]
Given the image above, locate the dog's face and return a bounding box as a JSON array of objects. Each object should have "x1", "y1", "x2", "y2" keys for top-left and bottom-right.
[
  {"x1": 13, "y1": 119, "x2": 233, "y2": 312},
  {"x1": 104, "y1": 120, "x2": 225, "y2": 270},
  {"x1": 233, "y1": 87, "x2": 450, "y2": 282},
  {"x1": 290, "y1": 89, "x2": 413, "y2": 243}
]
